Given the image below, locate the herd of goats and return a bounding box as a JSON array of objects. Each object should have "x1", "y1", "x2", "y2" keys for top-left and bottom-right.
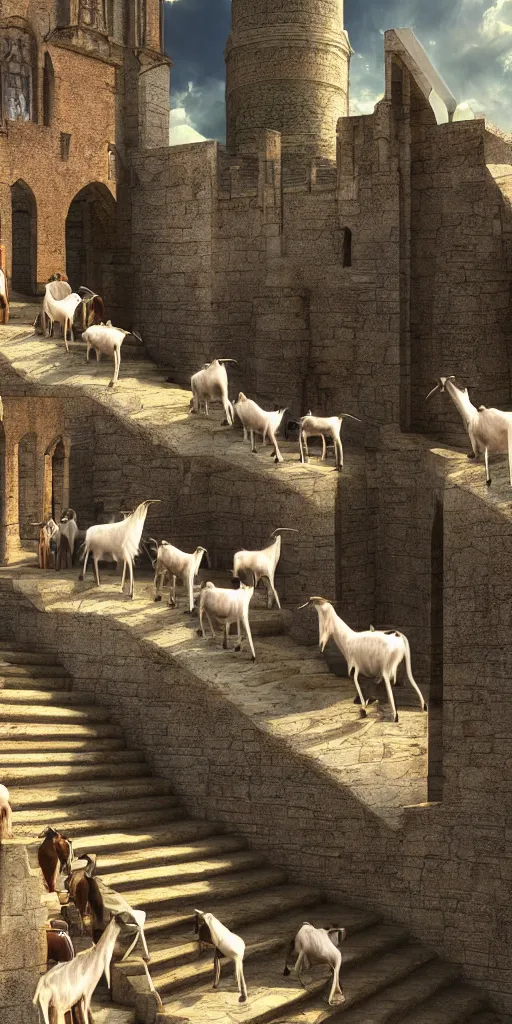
[
  {"x1": 3, "y1": 275, "x2": 512, "y2": 1019},
  {"x1": 0, "y1": 804, "x2": 349, "y2": 1018}
]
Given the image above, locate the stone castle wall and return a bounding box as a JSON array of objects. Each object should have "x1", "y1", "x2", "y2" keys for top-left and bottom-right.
[
  {"x1": 2, "y1": 451, "x2": 512, "y2": 1016},
  {"x1": 129, "y1": 57, "x2": 512, "y2": 447}
]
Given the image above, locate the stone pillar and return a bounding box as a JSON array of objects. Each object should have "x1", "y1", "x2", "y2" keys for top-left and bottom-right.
[
  {"x1": 0, "y1": 243, "x2": 9, "y2": 324},
  {"x1": 225, "y1": 0, "x2": 351, "y2": 157}
]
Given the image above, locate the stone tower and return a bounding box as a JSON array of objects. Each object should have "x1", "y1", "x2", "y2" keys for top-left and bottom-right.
[{"x1": 225, "y1": 0, "x2": 351, "y2": 157}]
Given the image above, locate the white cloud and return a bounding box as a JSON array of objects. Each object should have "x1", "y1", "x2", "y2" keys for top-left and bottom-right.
[
  {"x1": 169, "y1": 103, "x2": 207, "y2": 145},
  {"x1": 480, "y1": 0, "x2": 512, "y2": 40},
  {"x1": 169, "y1": 79, "x2": 225, "y2": 143}
]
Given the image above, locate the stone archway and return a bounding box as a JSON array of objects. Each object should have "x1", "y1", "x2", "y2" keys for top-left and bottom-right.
[
  {"x1": 17, "y1": 431, "x2": 39, "y2": 544},
  {"x1": 65, "y1": 182, "x2": 115, "y2": 299},
  {"x1": 43, "y1": 436, "x2": 68, "y2": 525},
  {"x1": 11, "y1": 179, "x2": 37, "y2": 294}
]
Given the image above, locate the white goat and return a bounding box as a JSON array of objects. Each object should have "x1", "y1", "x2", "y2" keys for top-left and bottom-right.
[
  {"x1": 0, "y1": 784, "x2": 12, "y2": 841},
  {"x1": 232, "y1": 528, "x2": 298, "y2": 609},
  {"x1": 299, "y1": 597, "x2": 427, "y2": 723},
  {"x1": 198, "y1": 581, "x2": 256, "y2": 661},
  {"x1": 149, "y1": 539, "x2": 209, "y2": 611},
  {"x1": 0, "y1": 267, "x2": 8, "y2": 322},
  {"x1": 233, "y1": 393, "x2": 286, "y2": 464},
  {"x1": 298, "y1": 412, "x2": 361, "y2": 471},
  {"x1": 283, "y1": 923, "x2": 346, "y2": 1006},
  {"x1": 194, "y1": 909, "x2": 248, "y2": 1003},
  {"x1": 33, "y1": 913, "x2": 121, "y2": 1024},
  {"x1": 190, "y1": 359, "x2": 237, "y2": 425},
  {"x1": 78, "y1": 500, "x2": 160, "y2": 598},
  {"x1": 426, "y1": 375, "x2": 512, "y2": 487},
  {"x1": 82, "y1": 322, "x2": 143, "y2": 388},
  {"x1": 42, "y1": 287, "x2": 83, "y2": 350},
  {"x1": 41, "y1": 279, "x2": 72, "y2": 336}
]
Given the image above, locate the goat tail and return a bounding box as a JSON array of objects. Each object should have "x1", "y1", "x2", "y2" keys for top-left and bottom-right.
[{"x1": 76, "y1": 541, "x2": 86, "y2": 563}]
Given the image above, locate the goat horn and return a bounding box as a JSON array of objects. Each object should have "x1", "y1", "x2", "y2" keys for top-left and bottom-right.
[
  {"x1": 78, "y1": 286, "x2": 95, "y2": 297},
  {"x1": 425, "y1": 384, "x2": 441, "y2": 400},
  {"x1": 270, "y1": 528, "x2": 299, "y2": 537},
  {"x1": 339, "y1": 412, "x2": 362, "y2": 422},
  {"x1": 217, "y1": 358, "x2": 238, "y2": 365}
]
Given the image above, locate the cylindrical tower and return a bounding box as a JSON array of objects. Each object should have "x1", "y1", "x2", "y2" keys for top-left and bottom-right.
[{"x1": 225, "y1": 0, "x2": 351, "y2": 158}]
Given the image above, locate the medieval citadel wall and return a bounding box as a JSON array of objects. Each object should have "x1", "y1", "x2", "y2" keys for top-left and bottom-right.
[
  {"x1": 1, "y1": 453, "x2": 511, "y2": 1016},
  {"x1": 410, "y1": 116, "x2": 512, "y2": 440}
]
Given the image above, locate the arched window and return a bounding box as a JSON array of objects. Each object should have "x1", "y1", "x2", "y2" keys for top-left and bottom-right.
[
  {"x1": 342, "y1": 227, "x2": 352, "y2": 268},
  {"x1": 43, "y1": 52, "x2": 54, "y2": 127},
  {"x1": 1, "y1": 25, "x2": 35, "y2": 122}
]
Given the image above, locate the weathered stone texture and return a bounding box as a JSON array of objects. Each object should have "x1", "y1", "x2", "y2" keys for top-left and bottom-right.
[{"x1": 0, "y1": 844, "x2": 47, "y2": 1024}]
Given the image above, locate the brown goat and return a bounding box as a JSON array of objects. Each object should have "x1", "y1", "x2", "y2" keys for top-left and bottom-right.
[
  {"x1": 38, "y1": 827, "x2": 74, "y2": 893},
  {"x1": 66, "y1": 854, "x2": 104, "y2": 937}
]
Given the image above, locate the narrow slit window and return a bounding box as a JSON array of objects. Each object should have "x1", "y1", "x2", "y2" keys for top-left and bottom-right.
[{"x1": 342, "y1": 227, "x2": 352, "y2": 268}]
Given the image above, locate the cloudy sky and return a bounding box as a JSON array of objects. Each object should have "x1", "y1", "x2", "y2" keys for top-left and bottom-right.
[{"x1": 164, "y1": 0, "x2": 512, "y2": 145}]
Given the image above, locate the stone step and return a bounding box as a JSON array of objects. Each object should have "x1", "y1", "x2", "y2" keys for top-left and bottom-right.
[
  {"x1": 0, "y1": 676, "x2": 70, "y2": 691},
  {"x1": 0, "y1": 737, "x2": 127, "y2": 754},
  {"x1": 326, "y1": 961, "x2": 463, "y2": 1023},
  {"x1": 94, "y1": 833, "x2": 247, "y2": 874},
  {"x1": 0, "y1": 748, "x2": 141, "y2": 767},
  {"x1": 156, "y1": 921, "x2": 408, "y2": 999},
  {"x1": 103, "y1": 848, "x2": 266, "y2": 892},
  {"x1": 1, "y1": 759, "x2": 150, "y2": 785},
  {"x1": 0, "y1": 689, "x2": 98, "y2": 706},
  {"x1": 397, "y1": 983, "x2": 488, "y2": 1023},
  {"x1": 0, "y1": 722, "x2": 124, "y2": 740},
  {"x1": 73, "y1": 820, "x2": 225, "y2": 857},
  {"x1": 123, "y1": 866, "x2": 287, "y2": 912},
  {"x1": 161, "y1": 941, "x2": 435, "y2": 1023},
  {"x1": 0, "y1": 662, "x2": 68, "y2": 677},
  {"x1": 150, "y1": 903, "x2": 386, "y2": 984},
  {"x1": 0, "y1": 702, "x2": 113, "y2": 723},
  {"x1": 9, "y1": 776, "x2": 173, "y2": 808},
  {"x1": 12, "y1": 802, "x2": 185, "y2": 838},
  {"x1": 0, "y1": 649, "x2": 64, "y2": 665},
  {"x1": 143, "y1": 885, "x2": 321, "y2": 938}
]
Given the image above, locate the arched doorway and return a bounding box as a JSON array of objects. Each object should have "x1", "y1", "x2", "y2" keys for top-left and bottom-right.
[
  {"x1": 11, "y1": 179, "x2": 37, "y2": 294},
  {"x1": 65, "y1": 182, "x2": 115, "y2": 297},
  {"x1": 43, "y1": 437, "x2": 67, "y2": 525},
  {"x1": 18, "y1": 432, "x2": 39, "y2": 544}
]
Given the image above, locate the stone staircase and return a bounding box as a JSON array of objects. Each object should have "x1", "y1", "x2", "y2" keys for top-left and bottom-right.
[{"x1": 0, "y1": 643, "x2": 492, "y2": 1023}]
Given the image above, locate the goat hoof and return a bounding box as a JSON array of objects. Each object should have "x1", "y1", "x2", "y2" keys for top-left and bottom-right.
[
  {"x1": 353, "y1": 696, "x2": 361, "y2": 705},
  {"x1": 394, "y1": 713, "x2": 399, "y2": 723},
  {"x1": 154, "y1": 595, "x2": 162, "y2": 602},
  {"x1": 467, "y1": 452, "x2": 476, "y2": 459},
  {"x1": 196, "y1": 628, "x2": 203, "y2": 637},
  {"x1": 251, "y1": 656, "x2": 256, "y2": 663},
  {"x1": 221, "y1": 419, "x2": 228, "y2": 426},
  {"x1": 239, "y1": 996, "x2": 247, "y2": 1004},
  {"x1": 235, "y1": 644, "x2": 241, "y2": 652},
  {"x1": 78, "y1": 574, "x2": 84, "y2": 581},
  {"x1": 359, "y1": 708, "x2": 367, "y2": 718},
  {"x1": 423, "y1": 702, "x2": 428, "y2": 711},
  {"x1": 108, "y1": 380, "x2": 114, "y2": 388},
  {"x1": 486, "y1": 478, "x2": 492, "y2": 487}
]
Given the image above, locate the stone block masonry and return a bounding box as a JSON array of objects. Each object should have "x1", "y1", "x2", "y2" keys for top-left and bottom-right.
[{"x1": 0, "y1": 844, "x2": 47, "y2": 1024}]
